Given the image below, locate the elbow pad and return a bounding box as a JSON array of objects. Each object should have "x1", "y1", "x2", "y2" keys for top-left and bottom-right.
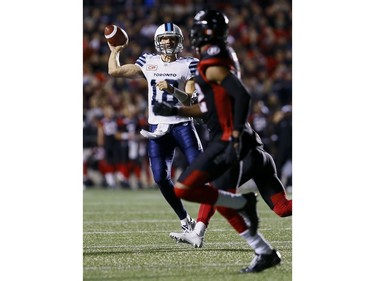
[{"x1": 172, "y1": 87, "x2": 189, "y2": 103}]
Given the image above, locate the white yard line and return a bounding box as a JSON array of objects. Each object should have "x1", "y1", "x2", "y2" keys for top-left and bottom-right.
[
  {"x1": 83, "y1": 217, "x2": 291, "y2": 224},
  {"x1": 83, "y1": 228, "x2": 292, "y2": 234},
  {"x1": 83, "y1": 240, "x2": 291, "y2": 250},
  {"x1": 83, "y1": 262, "x2": 266, "y2": 271},
  {"x1": 83, "y1": 219, "x2": 176, "y2": 224}
]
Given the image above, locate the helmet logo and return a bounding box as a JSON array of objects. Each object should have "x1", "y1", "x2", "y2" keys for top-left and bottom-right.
[
  {"x1": 207, "y1": 46, "x2": 220, "y2": 56},
  {"x1": 194, "y1": 11, "x2": 205, "y2": 20}
]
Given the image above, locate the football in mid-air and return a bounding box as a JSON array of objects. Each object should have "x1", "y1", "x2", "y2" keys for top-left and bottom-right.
[{"x1": 104, "y1": 25, "x2": 129, "y2": 46}]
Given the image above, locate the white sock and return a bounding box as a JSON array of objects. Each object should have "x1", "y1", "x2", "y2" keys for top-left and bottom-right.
[
  {"x1": 194, "y1": 221, "x2": 206, "y2": 237},
  {"x1": 116, "y1": 171, "x2": 125, "y2": 181},
  {"x1": 215, "y1": 190, "x2": 247, "y2": 209},
  {"x1": 239, "y1": 229, "x2": 273, "y2": 255},
  {"x1": 105, "y1": 173, "x2": 116, "y2": 187}
]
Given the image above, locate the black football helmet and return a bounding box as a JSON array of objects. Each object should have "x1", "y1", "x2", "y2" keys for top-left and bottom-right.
[{"x1": 190, "y1": 9, "x2": 229, "y2": 51}]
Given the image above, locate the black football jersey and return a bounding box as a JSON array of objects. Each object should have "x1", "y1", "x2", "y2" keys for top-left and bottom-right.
[
  {"x1": 195, "y1": 42, "x2": 263, "y2": 148},
  {"x1": 195, "y1": 42, "x2": 240, "y2": 141}
]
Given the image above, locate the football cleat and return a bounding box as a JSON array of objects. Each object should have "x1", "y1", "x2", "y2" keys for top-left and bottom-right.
[
  {"x1": 169, "y1": 231, "x2": 204, "y2": 248},
  {"x1": 180, "y1": 224, "x2": 191, "y2": 232},
  {"x1": 238, "y1": 192, "x2": 259, "y2": 236},
  {"x1": 240, "y1": 249, "x2": 281, "y2": 273},
  {"x1": 179, "y1": 215, "x2": 196, "y2": 233}
]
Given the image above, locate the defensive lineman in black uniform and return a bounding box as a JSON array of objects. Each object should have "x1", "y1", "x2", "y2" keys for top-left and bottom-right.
[{"x1": 153, "y1": 10, "x2": 291, "y2": 273}]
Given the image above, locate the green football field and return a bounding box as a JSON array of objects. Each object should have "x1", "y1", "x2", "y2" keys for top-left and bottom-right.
[{"x1": 83, "y1": 188, "x2": 292, "y2": 281}]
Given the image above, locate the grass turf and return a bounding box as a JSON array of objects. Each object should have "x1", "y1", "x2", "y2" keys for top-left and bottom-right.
[{"x1": 83, "y1": 188, "x2": 292, "y2": 281}]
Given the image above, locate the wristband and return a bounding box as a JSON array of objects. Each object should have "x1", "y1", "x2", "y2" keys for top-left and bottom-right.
[{"x1": 172, "y1": 86, "x2": 189, "y2": 103}]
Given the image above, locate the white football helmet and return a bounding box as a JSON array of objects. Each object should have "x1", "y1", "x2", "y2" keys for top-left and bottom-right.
[{"x1": 154, "y1": 22, "x2": 184, "y2": 55}]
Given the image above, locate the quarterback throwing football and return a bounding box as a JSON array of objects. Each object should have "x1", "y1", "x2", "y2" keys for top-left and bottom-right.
[{"x1": 107, "y1": 22, "x2": 205, "y2": 234}]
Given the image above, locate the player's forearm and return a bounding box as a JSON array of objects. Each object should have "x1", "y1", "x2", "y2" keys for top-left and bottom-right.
[
  {"x1": 157, "y1": 81, "x2": 191, "y2": 105},
  {"x1": 221, "y1": 73, "x2": 251, "y2": 132},
  {"x1": 108, "y1": 50, "x2": 122, "y2": 76},
  {"x1": 177, "y1": 104, "x2": 204, "y2": 118},
  {"x1": 108, "y1": 50, "x2": 141, "y2": 78},
  {"x1": 173, "y1": 87, "x2": 191, "y2": 106}
]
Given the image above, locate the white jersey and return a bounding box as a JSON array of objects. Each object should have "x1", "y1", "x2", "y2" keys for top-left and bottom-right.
[{"x1": 135, "y1": 53, "x2": 199, "y2": 124}]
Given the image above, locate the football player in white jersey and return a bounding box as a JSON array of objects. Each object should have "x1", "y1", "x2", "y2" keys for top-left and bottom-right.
[{"x1": 107, "y1": 22, "x2": 208, "y2": 234}]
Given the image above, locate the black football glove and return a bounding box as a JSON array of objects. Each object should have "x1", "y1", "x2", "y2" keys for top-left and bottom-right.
[
  {"x1": 153, "y1": 102, "x2": 178, "y2": 116},
  {"x1": 224, "y1": 136, "x2": 242, "y2": 164}
]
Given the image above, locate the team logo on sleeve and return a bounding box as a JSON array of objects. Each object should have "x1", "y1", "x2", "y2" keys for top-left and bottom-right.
[
  {"x1": 146, "y1": 65, "x2": 158, "y2": 71},
  {"x1": 207, "y1": 46, "x2": 220, "y2": 56}
]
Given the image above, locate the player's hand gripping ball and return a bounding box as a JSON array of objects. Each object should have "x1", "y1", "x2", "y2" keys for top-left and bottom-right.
[{"x1": 104, "y1": 25, "x2": 129, "y2": 47}]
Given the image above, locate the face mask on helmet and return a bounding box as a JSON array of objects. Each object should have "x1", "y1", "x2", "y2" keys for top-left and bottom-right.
[
  {"x1": 154, "y1": 23, "x2": 184, "y2": 55},
  {"x1": 190, "y1": 9, "x2": 229, "y2": 51}
]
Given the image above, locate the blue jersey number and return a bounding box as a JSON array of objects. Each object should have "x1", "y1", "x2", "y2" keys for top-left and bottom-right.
[{"x1": 150, "y1": 79, "x2": 179, "y2": 105}]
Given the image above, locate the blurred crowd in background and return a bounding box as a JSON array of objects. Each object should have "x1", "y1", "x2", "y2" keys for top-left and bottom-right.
[{"x1": 83, "y1": 0, "x2": 292, "y2": 191}]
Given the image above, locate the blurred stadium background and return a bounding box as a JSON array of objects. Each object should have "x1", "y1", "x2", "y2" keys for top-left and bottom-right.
[{"x1": 83, "y1": 0, "x2": 292, "y2": 190}]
